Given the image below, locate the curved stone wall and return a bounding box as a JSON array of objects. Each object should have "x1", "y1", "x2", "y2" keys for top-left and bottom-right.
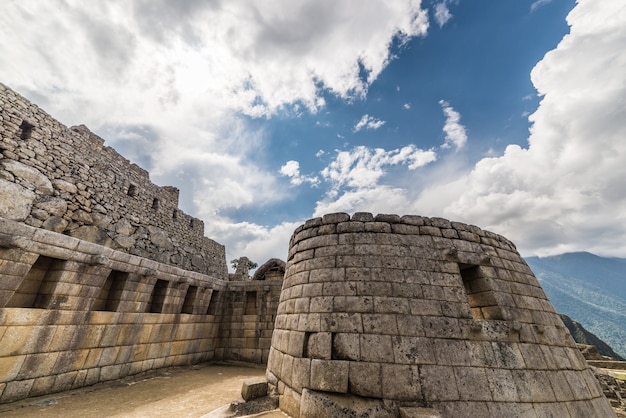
[{"x1": 267, "y1": 212, "x2": 614, "y2": 417}]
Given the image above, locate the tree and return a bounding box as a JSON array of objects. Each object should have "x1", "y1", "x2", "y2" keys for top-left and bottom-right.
[{"x1": 230, "y1": 257, "x2": 258, "y2": 271}]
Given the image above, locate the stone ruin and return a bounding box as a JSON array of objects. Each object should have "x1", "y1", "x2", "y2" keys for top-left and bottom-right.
[
  {"x1": 0, "y1": 83, "x2": 618, "y2": 416},
  {"x1": 0, "y1": 83, "x2": 282, "y2": 403},
  {"x1": 266, "y1": 212, "x2": 615, "y2": 417}
]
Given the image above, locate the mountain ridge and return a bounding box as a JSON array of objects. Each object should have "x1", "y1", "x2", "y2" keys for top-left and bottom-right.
[{"x1": 525, "y1": 252, "x2": 626, "y2": 358}]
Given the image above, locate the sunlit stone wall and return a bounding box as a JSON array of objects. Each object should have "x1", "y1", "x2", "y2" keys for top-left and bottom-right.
[{"x1": 267, "y1": 212, "x2": 615, "y2": 418}]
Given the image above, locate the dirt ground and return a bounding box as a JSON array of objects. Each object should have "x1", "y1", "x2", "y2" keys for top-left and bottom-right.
[{"x1": 0, "y1": 363, "x2": 284, "y2": 418}]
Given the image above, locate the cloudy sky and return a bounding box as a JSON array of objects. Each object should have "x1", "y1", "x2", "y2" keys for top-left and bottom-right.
[{"x1": 1, "y1": 0, "x2": 625, "y2": 266}]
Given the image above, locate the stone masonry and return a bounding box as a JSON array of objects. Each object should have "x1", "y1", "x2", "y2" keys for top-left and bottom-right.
[
  {"x1": 0, "y1": 83, "x2": 225, "y2": 278},
  {"x1": 0, "y1": 84, "x2": 282, "y2": 403},
  {"x1": 267, "y1": 212, "x2": 615, "y2": 417},
  {"x1": 0, "y1": 83, "x2": 618, "y2": 416}
]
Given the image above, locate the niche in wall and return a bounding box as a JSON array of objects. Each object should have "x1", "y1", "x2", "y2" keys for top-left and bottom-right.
[{"x1": 6, "y1": 255, "x2": 65, "y2": 308}]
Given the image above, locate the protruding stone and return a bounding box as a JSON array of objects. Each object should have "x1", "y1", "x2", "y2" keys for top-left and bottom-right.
[{"x1": 241, "y1": 377, "x2": 268, "y2": 401}]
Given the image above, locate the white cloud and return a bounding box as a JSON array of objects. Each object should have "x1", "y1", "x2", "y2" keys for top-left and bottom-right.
[
  {"x1": 321, "y1": 145, "x2": 437, "y2": 191},
  {"x1": 206, "y1": 218, "x2": 302, "y2": 269},
  {"x1": 417, "y1": 0, "x2": 626, "y2": 257},
  {"x1": 353, "y1": 114, "x2": 387, "y2": 132},
  {"x1": 439, "y1": 100, "x2": 467, "y2": 149},
  {"x1": 313, "y1": 185, "x2": 412, "y2": 217},
  {"x1": 279, "y1": 160, "x2": 320, "y2": 186},
  {"x1": 403, "y1": 103, "x2": 412, "y2": 110},
  {"x1": 0, "y1": 0, "x2": 430, "y2": 263},
  {"x1": 434, "y1": 3, "x2": 453, "y2": 27},
  {"x1": 531, "y1": 0, "x2": 553, "y2": 13}
]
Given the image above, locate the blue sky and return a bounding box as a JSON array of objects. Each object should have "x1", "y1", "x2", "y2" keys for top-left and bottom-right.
[{"x1": 2, "y1": 0, "x2": 625, "y2": 267}]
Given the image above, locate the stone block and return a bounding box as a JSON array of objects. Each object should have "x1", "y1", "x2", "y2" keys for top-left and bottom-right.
[
  {"x1": 322, "y1": 213, "x2": 350, "y2": 224},
  {"x1": 291, "y1": 357, "x2": 311, "y2": 392},
  {"x1": 454, "y1": 367, "x2": 491, "y2": 401},
  {"x1": 362, "y1": 314, "x2": 398, "y2": 335},
  {"x1": 382, "y1": 364, "x2": 421, "y2": 401},
  {"x1": 18, "y1": 352, "x2": 60, "y2": 379},
  {"x1": 360, "y1": 334, "x2": 394, "y2": 363},
  {"x1": 548, "y1": 370, "x2": 575, "y2": 401},
  {"x1": 307, "y1": 332, "x2": 331, "y2": 360},
  {"x1": 332, "y1": 333, "x2": 360, "y2": 361},
  {"x1": 241, "y1": 377, "x2": 268, "y2": 401},
  {"x1": 333, "y1": 296, "x2": 374, "y2": 313},
  {"x1": 323, "y1": 312, "x2": 362, "y2": 333},
  {"x1": 422, "y1": 316, "x2": 462, "y2": 338},
  {"x1": 0, "y1": 379, "x2": 34, "y2": 403},
  {"x1": 0, "y1": 326, "x2": 36, "y2": 356},
  {"x1": 409, "y1": 299, "x2": 442, "y2": 316},
  {"x1": 348, "y1": 362, "x2": 382, "y2": 398},
  {"x1": 0, "y1": 355, "x2": 26, "y2": 383},
  {"x1": 300, "y1": 388, "x2": 395, "y2": 418},
  {"x1": 420, "y1": 365, "x2": 459, "y2": 401},
  {"x1": 485, "y1": 368, "x2": 519, "y2": 402},
  {"x1": 310, "y1": 359, "x2": 348, "y2": 393},
  {"x1": 491, "y1": 342, "x2": 526, "y2": 369},
  {"x1": 392, "y1": 336, "x2": 436, "y2": 365},
  {"x1": 396, "y1": 315, "x2": 425, "y2": 336},
  {"x1": 29, "y1": 375, "x2": 56, "y2": 397},
  {"x1": 374, "y1": 297, "x2": 410, "y2": 314},
  {"x1": 398, "y1": 407, "x2": 442, "y2": 418},
  {"x1": 431, "y1": 339, "x2": 471, "y2": 366},
  {"x1": 512, "y1": 370, "x2": 556, "y2": 402}
]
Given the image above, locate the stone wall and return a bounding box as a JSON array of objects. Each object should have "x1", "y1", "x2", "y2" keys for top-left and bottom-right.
[
  {"x1": 0, "y1": 83, "x2": 226, "y2": 279},
  {"x1": 0, "y1": 83, "x2": 283, "y2": 403},
  {"x1": 0, "y1": 217, "x2": 282, "y2": 403},
  {"x1": 267, "y1": 212, "x2": 615, "y2": 417}
]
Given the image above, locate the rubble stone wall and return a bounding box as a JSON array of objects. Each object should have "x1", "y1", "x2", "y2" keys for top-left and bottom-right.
[
  {"x1": 267, "y1": 212, "x2": 615, "y2": 418},
  {"x1": 0, "y1": 83, "x2": 226, "y2": 279}
]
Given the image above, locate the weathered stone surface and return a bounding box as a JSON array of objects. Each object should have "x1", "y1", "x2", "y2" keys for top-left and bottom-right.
[
  {"x1": 0, "y1": 83, "x2": 227, "y2": 278},
  {"x1": 300, "y1": 389, "x2": 395, "y2": 418},
  {"x1": 241, "y1": 377, "x2": 268, "y2": 401},
  {"x1": 270, "y1": 213, "x2": 615, "y2": 417},
  {"x1": 35, "y1": 197, "x2": 67, "y2": 216},
  {"x1": 0, "y1": 179, "x2": 36, "y2": 221},
  {"x1": 1, "y1": 160, "x2": 53, "y2": 195}
]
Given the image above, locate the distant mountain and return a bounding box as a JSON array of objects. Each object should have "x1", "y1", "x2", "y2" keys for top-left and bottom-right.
[
  {"x1": 525, "y1": 252, "x2": 626, "y2": 358},
  {"x1": 559, "y1": 314, "x2": 624, "y2": 360}
]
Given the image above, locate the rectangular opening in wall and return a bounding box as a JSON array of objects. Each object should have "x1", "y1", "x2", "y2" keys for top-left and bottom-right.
[
  {"x1": 206, "y1": 290, "x2": 219, "y2": 315},
  {"x1": 459, "y1": 264, "x2": 504, "y2": 320},
  {"x1": 244, "y1": 291, "x2": 257, "y2": 315},
  {"x1": 6, "y1": 255, "x2": 65, "y2": 308},
  {"x1": 181, "y1": 285, "x2": 198, "y2": 314},
  {"x1": 172, "y1": 210, "x2": 178, "y2": 220},
  {"x1": 93, "y1": 270, "x2": 129, "y2": 311},
  {"x1": 19, "y1": 120, "x2": 35, "y2": 140},
  {"x1": 152, "y1": 198, "x2": 159, "y2": 210},
  {"x1": 127, "y1": 184, "x2": 137, "y2": 197},
  {"x1": 147, "y1": 279, "x2": 169, "y2": 313}
]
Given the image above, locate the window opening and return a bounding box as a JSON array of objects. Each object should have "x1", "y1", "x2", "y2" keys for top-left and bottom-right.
[
  {"x1": 93, "y1": 270, "x2": 129, "y2": 311},
  {"x1": 152, "y1": 198, "x2": 159, "y2": 210},
  {"x1": 127, "y1": 184, "x2": 137, "y2": 197},
  {"x1": 147, "y1": 279, "x2": 169, "y2": 313},
  {"x1": 459, "y1": 264, "x2": 504, "y2": 320},
  {"x1": 244, "y1": 291, "x2": 257, "y2": 315},
  {"x1": 172, "y1": 210, "x2": 178, "y2": 220},
  {"x1": 181, "y1": 285, "x2": 198, "y2": 314},
  {"x1": 19, "y1": 120, "x2": 34, "y2": 140},
  {"x1": 207, "y1": 290, "x2": 219, "y2": 315},
  {"x1": 6, "y1": 256, "x2": 64, "y2": 308}
]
